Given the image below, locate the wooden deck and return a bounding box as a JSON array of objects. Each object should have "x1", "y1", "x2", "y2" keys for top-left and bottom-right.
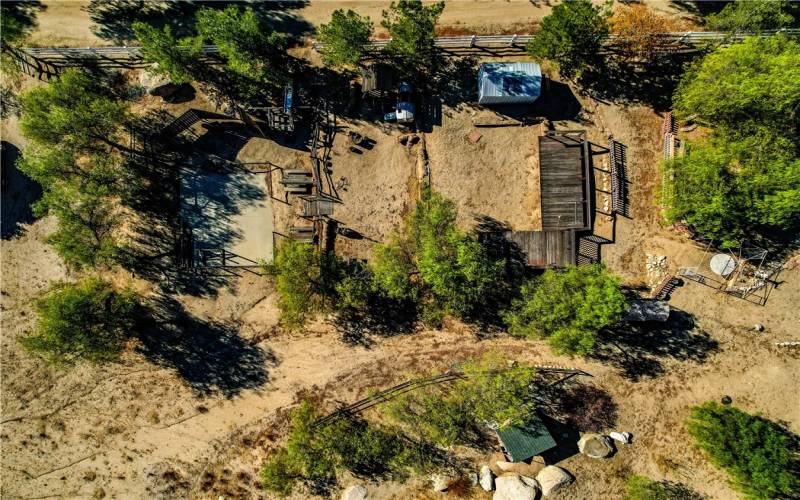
[
  {"x1": 505, "y1": 230, "x2": 576, "y2": 268},
  {"x1": 538, "y1": 133, "x2": 590, "y2": 230}
]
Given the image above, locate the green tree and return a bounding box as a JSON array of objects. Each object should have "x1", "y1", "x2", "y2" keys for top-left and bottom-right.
[
  {"x1": 381, "y1": 0, "x2": 445, "y2": 81},
  {"x1": 35, "y1": 182, "x2": 122, "y2": 270},
  {"x1": 132, "y1": 21, "x2": 200, "y2": 84},
  {"x1": 385, "y1": 353, "x2": 541, "y2": 447},
  {"x1": 318, "y1": 9, "x2": 373, "y2": 68},
  {"x1": 261, "y1": 400, "x2": 429, "y2": 496},
  {"x1": 526, "y1": 0, "x2": 610, "y2": 78},
  {"x1": 370, "y1": 236, "x2": 419, "y2": 301},
  {"x1": 504, "y1": 264, "x2": 627, "y2": 356},
  {"x1": 196, "y1": 5, "x2": 288, "y2": 99},
  {"x1": 265, "y1": 240, "x2": 324, "y2": 330},
  {"x1": 673, "y1": 35, "x2": 800, "y2": 136},
  {"x1": 18, "y1": 69, "x2": 131, "y2": 155},
  {"x1": 685, "y1": 402, "x2": 799, "y2": 498},
  {"x1": 707, "y1": 0, "x2": 796, "y2": 33},
  {"x1": 21, "y1": 277, "x2": 139, "y2": 364}
]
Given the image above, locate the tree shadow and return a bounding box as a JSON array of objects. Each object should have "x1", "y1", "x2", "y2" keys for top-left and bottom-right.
[
  {"x1": 1, "y1": 141, "x2": 41, "y2": 239},
  {"x1": 85, "y1": 0, "x2": 312, "y2": 43},
  {"x1": 591, "y1": 309, "x2": 721, "y2": 381},
  {"x1": 136, "y1": 294, "x2": 276, "y2": 397},
  {"x1": 0, "y1": 1, "x2": 45, "y2": 39},
  {"x1": 578, "y1": 53, "x2": 699, "y2": 112},
  {"x1": 332, "y1": 294, "x2": 419, "y2": 348},
  {"x1": 553, "y1": 384, "x2": 619, "y2": 433},
  {"x1": 538, "y1": 414, "x2": 581, "y2": 465}
]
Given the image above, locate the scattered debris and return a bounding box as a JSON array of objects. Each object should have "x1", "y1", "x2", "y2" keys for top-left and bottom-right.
[
  {"x1": 467, "y1": 131, "x2": 483, "y2": 144},
  {"x1": 754, "y1": 324, "x2": 765, "y2": 332},
  {"x1": 609, "y1": 431, "x2": 632, "y2": 444},
  {"x1": 775, "y1": 341, "x2": 800, "y2": 347},
  {"x1": 646, "y1": 254, "x2": 669, "y2": 289},
  {"x1": 721, "y1": 395, "x2": 733, "y2": 405}
]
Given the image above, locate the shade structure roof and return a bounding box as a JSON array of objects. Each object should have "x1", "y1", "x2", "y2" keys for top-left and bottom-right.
[
  {"x1": 478, "y1": 62, "x2": 542, "y2": 105},
  {"x1": 496, "y1": 416, "x2": 557, "y2": 462}
]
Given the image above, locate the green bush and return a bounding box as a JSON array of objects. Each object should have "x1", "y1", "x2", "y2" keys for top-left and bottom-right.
[
  {"x1": 706, "y1": 0, "x2": 796, "y2": 33},
  {"x1": 266, "y1": 240, "x2": 324, "y2": 330},
  {"x1": 526, "y1": 0, "x2": 610, "y2": 78},
  {"x1": 685, "y1": 402, "x2": 799, "y2": 498},
  {"x1": 21, "y1": 277, "x2": 139, "y2": 364},
  {"x1": 384, "y1": 352, "x2": 541, "y2": 447},
  {"x1": 624, "y1": 475, "x2": 699, "y2": 500},
  {"x1": 318, "y1": 9, "x2": 373, "y2": 68},
  {"x1": 261, "y1": 400, "x2": 429, "y2": 496},
  {"x1": 504, "y1": 264, "x2": 627, "y2": 355}
]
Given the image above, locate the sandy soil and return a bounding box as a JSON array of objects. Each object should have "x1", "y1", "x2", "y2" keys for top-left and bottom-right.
[
  {"x1": 426, "y1": 105, "x2": 541, "y2": 231},
  {"x1": 2, "y1": 3, "x2": 797, "y2": 500}
]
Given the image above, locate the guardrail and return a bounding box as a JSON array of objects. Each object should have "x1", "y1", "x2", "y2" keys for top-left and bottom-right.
[{"x1": 312, "y1": 28, "x2": 800, "y2": 51}]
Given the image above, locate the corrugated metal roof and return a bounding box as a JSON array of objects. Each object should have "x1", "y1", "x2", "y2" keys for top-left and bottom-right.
[
  {"x1": 496, "y1": 416, "x2": 557, "y2": 462},
  {"x1": 478, "y1": 62, "x2": 542, "y2": 105}
]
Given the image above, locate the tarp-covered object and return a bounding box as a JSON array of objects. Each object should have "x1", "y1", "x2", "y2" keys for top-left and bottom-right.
[
  {"x1": 623, "y1": 300, "x2": 670, "y2": 322},
  {"x1": 478, "y1": 62, "x2": 542, "y2": 105}
]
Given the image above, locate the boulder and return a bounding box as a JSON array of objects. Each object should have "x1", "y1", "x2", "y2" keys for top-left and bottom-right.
[
  {"x1": 535, "y1": 466, "x2": 574, "y2": 496},
  {"x1": 496, "y1": 460, "x2": 516, "y2": 472},
  {"x1": 479, "y1": 465, "x2": 494, "y2": 491},
  {"x1": 493, "y1": 474, "x2": 537, "y2": 500},
  {"x1": 609, "y1": 431, "x2": 631, "y2": 444},
  {"x1": 578, "y1": 433, "x2": 615, "y2": 458},
  {"x1": 468, "y1": 471, "x2": 479, "y2": 486},
  {"x1": 139, "y1": 65, "x2": 179, "y2": 97},
  {"x1": 520, "y1": 476, "x2": 540, "y2": 490},
  {"x1": 430, "y1": 472, "x2": 458, "y2": 492},
  {"x1": 341, "y1": 484, "x2": 367, "y2": 500}
]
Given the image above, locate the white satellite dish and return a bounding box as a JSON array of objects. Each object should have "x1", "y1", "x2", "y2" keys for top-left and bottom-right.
[{"x1": 710, "y1": 253, "x2": 737, "y2": 277}]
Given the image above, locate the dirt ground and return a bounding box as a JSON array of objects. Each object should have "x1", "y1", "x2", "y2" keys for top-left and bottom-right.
[{"x1": 2, "y1": 3, "x2": 798, "y2": 500}]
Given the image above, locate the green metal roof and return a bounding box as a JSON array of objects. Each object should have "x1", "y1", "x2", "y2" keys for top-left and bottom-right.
[{"x1": 496, "y1": 417, "x2": 557, "y2": 462}]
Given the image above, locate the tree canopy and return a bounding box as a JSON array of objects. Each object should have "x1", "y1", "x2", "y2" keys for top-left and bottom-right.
[
  {"x1": 526, "y1": 0, "x2": 610, "y2": 78},
  {"x1": 504, "y1": 264, "x2": 627, "y2": 356},
  {"x1": 17, "y1": 69, "x2": 131, "y2": 268},
  {"x1": 265, "y1": 240, "x2": 325, "y2": 330},
  {"x1": 610, "y1": 4, "x2": 679, "y2": 62},
  {"x1": 132, "y1": 22, "x2": 200, "y2": 85},
  {"x1": 21, "y1": 277, "x2": 139, "y2": 364},
  {"x1": 706, "y1": 0, "x2": 797, "y2": 33},
  {"x1": 666, "y1": 35, "x2": 800, "y2": 247},
  {"x1": 685, "y1": 402, "x2": 799, "y2": 498},
  {"x1": 384, "y1": 352, "x2": 541, "y2": 447},
  {"x1": 317, "y1": 9, "x2": 373, "y2": 68},
  {"x1": 381, "y1": 0, "x2": 445, "y2": 81},
  {"x1": 673, "y1": 35, "x2": 800, "y2": 136}
]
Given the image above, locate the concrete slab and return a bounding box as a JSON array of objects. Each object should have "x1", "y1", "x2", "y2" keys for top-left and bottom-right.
[{"x1": 180, "y1": 169, "x2": 274, "y2": 264}]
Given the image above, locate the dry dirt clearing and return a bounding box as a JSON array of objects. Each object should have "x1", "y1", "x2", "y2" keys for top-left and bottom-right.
[{"x1": 3, "y1": 79, "x2": 800, "y2": 499}]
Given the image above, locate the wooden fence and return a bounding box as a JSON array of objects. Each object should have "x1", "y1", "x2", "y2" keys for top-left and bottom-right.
[{"x1": 15, "y1": 29, "x2": 800, "y2": 78}]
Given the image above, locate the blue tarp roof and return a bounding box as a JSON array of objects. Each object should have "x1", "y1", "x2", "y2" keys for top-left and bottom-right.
[{"x1": 478, "y1": 62, "x2": 542, "y2": 104}]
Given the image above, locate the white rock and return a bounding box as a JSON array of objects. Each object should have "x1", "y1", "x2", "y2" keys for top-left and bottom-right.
[
  {"x1": 578, "y1": 433, "x2": 615, "y2": 458},
  {"x1": 622, "y1": 431, "x2": 633, "y2": 442},
  {"x1": 342, "y1": 484, "x2": 367, "y2": 500},
  {"x1": 496, "y1": 460, "x2": 516, "y2": 472},
  {"x1": 609, "y1": 431, "x2": 630, "y2": 444},
  {"x1": 493, "y1": 474, "x2": 537, "y2": 500},
  {"x1": 468, "y1": 471, "x2": 479, "y2": 486},
  {"x1": 430, "y1": 472, "x2": 457, "y2": 492},
  {"x1": 754, "y1": 323, "x2": 765, "y2": 332},
  {"x1": 480, "y1": 465, "x2": 494, "y2": 491},
  {"x1": 535, "y1": 466, "x2": 574, "y2": 496}
]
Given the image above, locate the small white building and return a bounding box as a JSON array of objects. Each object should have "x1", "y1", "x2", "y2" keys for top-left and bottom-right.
[{"x1": 477, "y1": 62, "x2": 542, "y2": 105}]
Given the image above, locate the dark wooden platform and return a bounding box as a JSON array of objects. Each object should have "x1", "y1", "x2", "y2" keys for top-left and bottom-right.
[
  {"x1": 539, "y1": 133, "x2": 591, "y2": 230},
  {"x1": 505, "y1": 230, "x2": 576, "y2": 268}
]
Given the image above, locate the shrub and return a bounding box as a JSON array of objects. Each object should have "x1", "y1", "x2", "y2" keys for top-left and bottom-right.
[
  {"x1": 706, "y1": 0, "x2": 796, "y2": 33},
  {"x1": 625, "y1": 475, "x2": 699, "y2": 500},
  {"x1": 266, "y1": 240, "x2": 324, "y2": 330},
  {"x1": 610, "y1": 4, "x2": 679, "y2": 62},
  {"x1": 132, "y1": 22, "x2": 200, "y2": 84},
  {"x1": 317, "y1": 9, "x2": 373, "y2": 68},
  {"x1": 504, "y1": 264, "x2": 627, "y2": 355},
  {"x1": 526, "y1": 0, "x2": 610, "y2": 78},
  {"x1": 384, "y1": 352, "x2": 541, "y2": 447},
  {"x1": 685, "y1": 402, "x2": 799, "y2": 498},
  {"x1": 21, "y1": 277, "x2": 139, "y2": 364}
]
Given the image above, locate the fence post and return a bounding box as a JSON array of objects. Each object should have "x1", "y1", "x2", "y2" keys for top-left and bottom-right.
[
  {"x1": 510, "y1": 34, "x2": 518, "y2": 47},
  {"x1": 470, "y1": 35, "x2": 477, "y2": 48}
]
